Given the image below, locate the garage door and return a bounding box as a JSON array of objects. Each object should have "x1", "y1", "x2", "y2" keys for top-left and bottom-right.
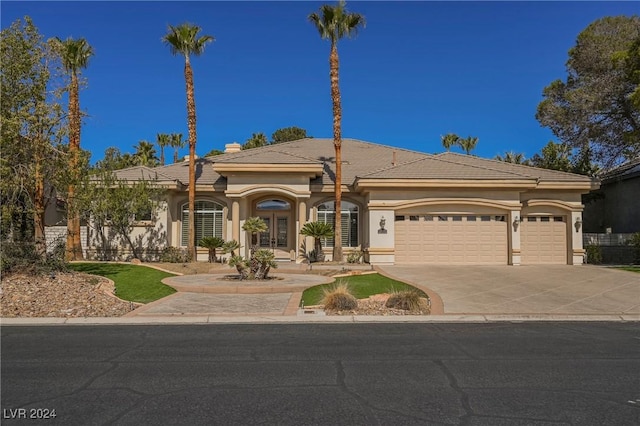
[
  {"x1": 395, "y1": 214, "x2": 508, "y2": 264},
  {"x1": 520, "y1": 216, "x2": 567, "y2": 264}
]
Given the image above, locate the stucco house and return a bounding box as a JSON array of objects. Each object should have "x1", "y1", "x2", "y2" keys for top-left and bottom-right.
[{"x1": 83, "y1": 138, "x2": 599, "y2": 265}]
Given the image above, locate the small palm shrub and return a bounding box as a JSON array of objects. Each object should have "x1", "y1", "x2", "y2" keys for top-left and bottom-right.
[
  {"x1": 322, "y1": 281, "x2": 357, "y2": 311},
  {"x1": 301, "y1": 221, "x2": 334, "y2": 262},
  {"x1": 228, "y1": 255, "x2": 249, "y2": 280},
  {"x1": 222, "y1": 240, "x2": 241, "y2": 257},
  {"x1": 199, "y1": 236, "x2": 225, "y2": 263},
  {"x1": 585, "y1": 244, "x2": 602, "y2": 264},
  {"x1": 385, "y1": 290, "x2": 426, "y2": 311}
]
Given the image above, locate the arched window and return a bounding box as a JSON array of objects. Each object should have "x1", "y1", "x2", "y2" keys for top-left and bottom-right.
[
  {"x1": 316, "y1": 200, "x2": 359, "y2": 248},
  {"x1": 256, "y1": 199, "x2": 290, "y2": 211},
  {"x1": 181, "y1": 200, "x2": 224, "y2": 246}
]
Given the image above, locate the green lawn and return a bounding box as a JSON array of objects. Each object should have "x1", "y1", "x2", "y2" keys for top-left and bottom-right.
[
  {"x1": 301, "y1": 273, "x2": 427, "y2": 306},
  {"x1": 617, "y1": 266, "x2": 640, "y2": 273},
  {"x1": 70, "y1": 263, "x2": 177, "y2": 303}
]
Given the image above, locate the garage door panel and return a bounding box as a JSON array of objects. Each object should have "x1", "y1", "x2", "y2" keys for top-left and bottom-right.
[
  {"x1": 521, "y1": 216, "x2": 567, "y2": 264},
  {"x1": 395, "y1": 214, "x2": 507, "y2": 265}
]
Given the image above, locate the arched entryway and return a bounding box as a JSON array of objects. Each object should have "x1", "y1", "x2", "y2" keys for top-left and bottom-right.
[{"x1": 254, "y1": 198, "x2": 293, "y2": 259}]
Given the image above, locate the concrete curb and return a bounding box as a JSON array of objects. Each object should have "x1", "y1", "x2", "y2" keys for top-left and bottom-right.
[{"x1": 2, "y1": 314, "x2": 638, "y2": 326}]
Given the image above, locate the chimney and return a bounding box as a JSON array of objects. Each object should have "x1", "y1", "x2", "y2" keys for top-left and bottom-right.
[
  {"x1": 392, "y1": 151, "x2": 397, "y2": 166},
  {"x1": 183, "y1": 154, "x2": 199, "y2": 162},
  {"x1": 224, "y1": 142, "x2": 242, "y2": 153}
]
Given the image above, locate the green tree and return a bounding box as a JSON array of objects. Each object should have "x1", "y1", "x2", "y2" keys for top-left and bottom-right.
[
  {"x1": 459, "y1": 136, "x2": 478, "y2": 155},
  {"x1": 163, "y1": 23, "x2": 214, "y2": 260},
  {"x1": 494, "y1": 151, "x2": 527, "y2": 164},
  {"x1": 440, "y1": 133, "x2": 460, "y2": 152},
  {"x1": 309, "y1": 0, "x2": 365, "y2": 262},
  {"x1": 198, "y1": 236, "x2": 225, "y2": 263},
  {"x1": 50, "y1": 36, "x2": 94, "y2": 261},
  {"x1": 133, "y1": 140, "x2": 159, "y2": 167},
  {"x1": 169, "y1": 132, "x2": 185, "y2": 163},
  {"x1": 300, "y1": 221, "x2": 334, "y2": 262},
  {"x1": 271, "y1": 126, "x2": 310, "y2": 143},
  {"x1": 205, "y1": 148, "x2": 224, "y2": 157},
  {"x1": 529, "y1": 141, "x2": 573, "y2": 172},
  {"x1": 156, "y1": 133, "x2": 170, "y2": 165},
  {"x1": 94, "y1": 147, "x2": 137, "y2": 171},
  {"x1": 81, "y1": 169, "x2": 163, "y2": 260},
  {"x1": 242, "y1": 132, "x2": 269, "y2": 150},
  {"x1": 536, "y1": 16, "x2": 640, "y2": 167},
  {"x1": 1, "y1": 17, "x2": 66, "y2": 257}
]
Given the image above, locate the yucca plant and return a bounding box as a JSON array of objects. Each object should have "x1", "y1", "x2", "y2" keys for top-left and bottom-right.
[
  {"x1": 301, "y1": 221, "x2": 334, "y2": 262},
  {"x1": 252, "y1": 248, "x2": 278, "y2": 279},
  {"x1": 228, "y1": 255, "x2": 249, "y2": 280},
  {"x1": 222, "y1": 239, "x2": 241, "y2": 257},
  {"x1": 198, "y1": 236, "x2": 225, "y2": 263},
  {"x1": 242, "y1": 217, "x2": 268, "y2": 255}
]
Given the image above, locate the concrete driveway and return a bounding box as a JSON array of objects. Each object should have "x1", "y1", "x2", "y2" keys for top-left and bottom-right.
[{"x1": 378, "y1": 265, "x2": 640, "y2": 315}]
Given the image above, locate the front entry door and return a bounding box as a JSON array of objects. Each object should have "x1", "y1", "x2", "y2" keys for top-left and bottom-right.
[
  {"x1": 255, "y1": 199, "x2": 292, "y2": 259},
  {"x1": 259, "y1": 214, "x2": 288, "y2": 249}
]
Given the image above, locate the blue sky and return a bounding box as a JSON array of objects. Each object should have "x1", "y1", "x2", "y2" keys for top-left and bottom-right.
[{"x1": 2, "y1": 1, "x2": 638, "y2": 163}]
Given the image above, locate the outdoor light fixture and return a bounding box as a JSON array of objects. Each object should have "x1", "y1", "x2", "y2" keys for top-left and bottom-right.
[
  {"x1": 574, "y1": 217, "x2": 582, "y2": 232},
  {"x1": 378, "y1": 216, "x2": 387, "y2": 234},
  {"x1": 512, "y1": 216, "x2": 520, "y2": 232}
]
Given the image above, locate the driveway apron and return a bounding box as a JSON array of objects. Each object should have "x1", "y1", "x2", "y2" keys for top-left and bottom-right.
[{"x1": 378, "y1": 265, "x2": 640, "y2": 315}]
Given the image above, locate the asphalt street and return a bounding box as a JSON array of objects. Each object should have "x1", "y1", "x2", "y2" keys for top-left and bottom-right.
[{"x1": 2, "y1": 323, "x2": 639, "y2": 425}]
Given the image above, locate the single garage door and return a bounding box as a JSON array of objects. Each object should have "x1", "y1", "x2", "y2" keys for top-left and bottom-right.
[
  {"x1": 520, "y1": 216, "x2": 567, "y2": 264},
  {"x1": 395, "y1": 214, "x2": 508, "y2": 264}
]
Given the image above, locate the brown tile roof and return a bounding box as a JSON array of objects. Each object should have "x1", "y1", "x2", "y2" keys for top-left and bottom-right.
[
  {"x1": 119, "y1": 139, "x2": 595, "y2": 186},
  {"x1": 435, "y1": 152, "x2": 594, "y2": 182},
  {"x1": 113, "y1": 166, "x2": 178, "y2": 182}
]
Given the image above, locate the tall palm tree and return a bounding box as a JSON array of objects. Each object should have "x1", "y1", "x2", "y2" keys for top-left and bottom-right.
[
  {"x1": 309, "y1": 1, "x2": 365, "y2": 262},
  {"x1": 169, "y1": 132, "x2": 185, "y2": 163},
  {"x1": 52, "y1": 36, "x2": 94, "y2": 261},
  {"x1": 163, "y1": 24, "x2": 214, "y2": 260},
  {"x1": 459, "y1": 136, "x2": 479, "y2": 155},
  {"x1": 133, "y1": 140, "x2": 158, "y2": 167},
  {"x1": 441, "y1": 133, "x2": 460, "y2": 152},
  {"x1": 156, "y1": 133, "x2": 170, "y2": 165}
]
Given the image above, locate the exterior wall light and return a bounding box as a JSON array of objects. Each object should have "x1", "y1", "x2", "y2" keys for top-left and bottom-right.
[
  {"x1": 512, "y1": 216, "x2": 520, "y2": 232},
  {"x1": 574, "y1": 217, "x2": 582, "y2": 232}
]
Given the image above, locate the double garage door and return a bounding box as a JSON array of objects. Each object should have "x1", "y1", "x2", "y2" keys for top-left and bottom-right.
[
  {"x1": 394, "y1": 213, "x2": 568, "y2": 265},
  {"x1": 395, "y1": 214, "x2": 508, "y2": 264}
]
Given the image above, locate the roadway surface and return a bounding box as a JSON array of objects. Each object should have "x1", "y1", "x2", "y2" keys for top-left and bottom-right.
[{"x1": 2, "y1": 323, "x2": 639, "y2": 425}]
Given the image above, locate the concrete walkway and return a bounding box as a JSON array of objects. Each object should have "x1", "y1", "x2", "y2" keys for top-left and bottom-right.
[
  {"x1": 128, "y1": 273, "x2": 333, "y2": 317},
  {"x1": 378, "y1": 265, "x2": 640, "y2": 315}
]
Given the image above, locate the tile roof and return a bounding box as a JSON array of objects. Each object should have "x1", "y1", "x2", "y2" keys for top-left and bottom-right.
[
  {"x1": 113, "y1": 166, "x2": 178, "y2": 182},
  {"x1": 599, "y1": 157, "x2": 640, "y2": 182},
  {"x1": 121, "y1": 139, "x2": 595, "y2": 186}
]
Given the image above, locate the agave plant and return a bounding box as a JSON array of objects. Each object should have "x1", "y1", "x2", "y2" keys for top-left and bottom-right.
[
  {"x1": 198, "y1": 236, "x2": 225, "y2": 263},
  {"x1": 301, "y1": 221, "x2": 334, "y2": 262}
]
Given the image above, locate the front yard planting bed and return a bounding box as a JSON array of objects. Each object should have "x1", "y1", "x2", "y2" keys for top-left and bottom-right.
[
  {"x1": 70, "y1": 263, "x2": 177, "y2": 303},
  {"x1": 301, "y1": 273, "x2": 427, "y2": 306}
]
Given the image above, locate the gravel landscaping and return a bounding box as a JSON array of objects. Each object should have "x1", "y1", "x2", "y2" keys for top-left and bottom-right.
[{"x1": 1, "y1": 272, "x2": 136, "y2": 318}]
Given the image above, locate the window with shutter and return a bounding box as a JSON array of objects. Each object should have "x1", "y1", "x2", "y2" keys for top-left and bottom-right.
[
  {"x1": 317, "y1": 200, "x2": 359, "y2": 248},
  {"x1": 181, "y1": 201, "x2": 224, "y2": 246}
]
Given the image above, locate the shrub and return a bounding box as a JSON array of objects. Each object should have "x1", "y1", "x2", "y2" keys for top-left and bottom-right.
[
  {"x1": 159, "y1": 246, "x2": 192, "y2": 263},
  {"x1": 585, "y1": 244, "x2": 602, "y2": 264},
  {"x1": 346, "y1": 250, "x2": 363, "y2": 264},
  {"x1": 629, "y1": 233, "x2": 640, "y2": 264},
  {"x1": 385, "y1": 290, "x2": 426, "y2": 311},
  {"x1": 0, "y1": 241, "x2": 67, "y2": 274},
  {"x1": 322, "y1": 281, "x2": 357, "y2": 311}
]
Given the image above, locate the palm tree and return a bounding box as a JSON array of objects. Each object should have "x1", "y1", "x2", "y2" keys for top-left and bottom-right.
[
  {"x1": 309, "y1": 1, "x2": 365, "y2": 262},
  {"x1": 133, "y1": 140, "x2": 159, "y2": 167},
  {"x1": 169, "y1": 132, "x2": 185, "y2": 163},
  {"x1": 300, "y1": 221, "x2": 334, "y2": 262},
  {"x1": 459, "y1": 136, "x2": 479, "y2": 155},
  {"x1": 495, "y1": 151, "x2": 527, "y2": 164},
  {"x1": 199, "y1": 236, "x2": 225, "y2": 263},
  {"x1": 52, "y1": 36, "x2": 94, "y2": 261},
  {"x1": 242, "y1": 216, "x2": 268, "y2": 256},
  {"x1": 163, "y1": 23, "x2": 214, "y2": 260},
  {"x1": 156, "y1": 133, "x2": 170, "y2": 165},
  {"x1": 441, "y1": 133, "x2": 460, "y2": 152}
]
